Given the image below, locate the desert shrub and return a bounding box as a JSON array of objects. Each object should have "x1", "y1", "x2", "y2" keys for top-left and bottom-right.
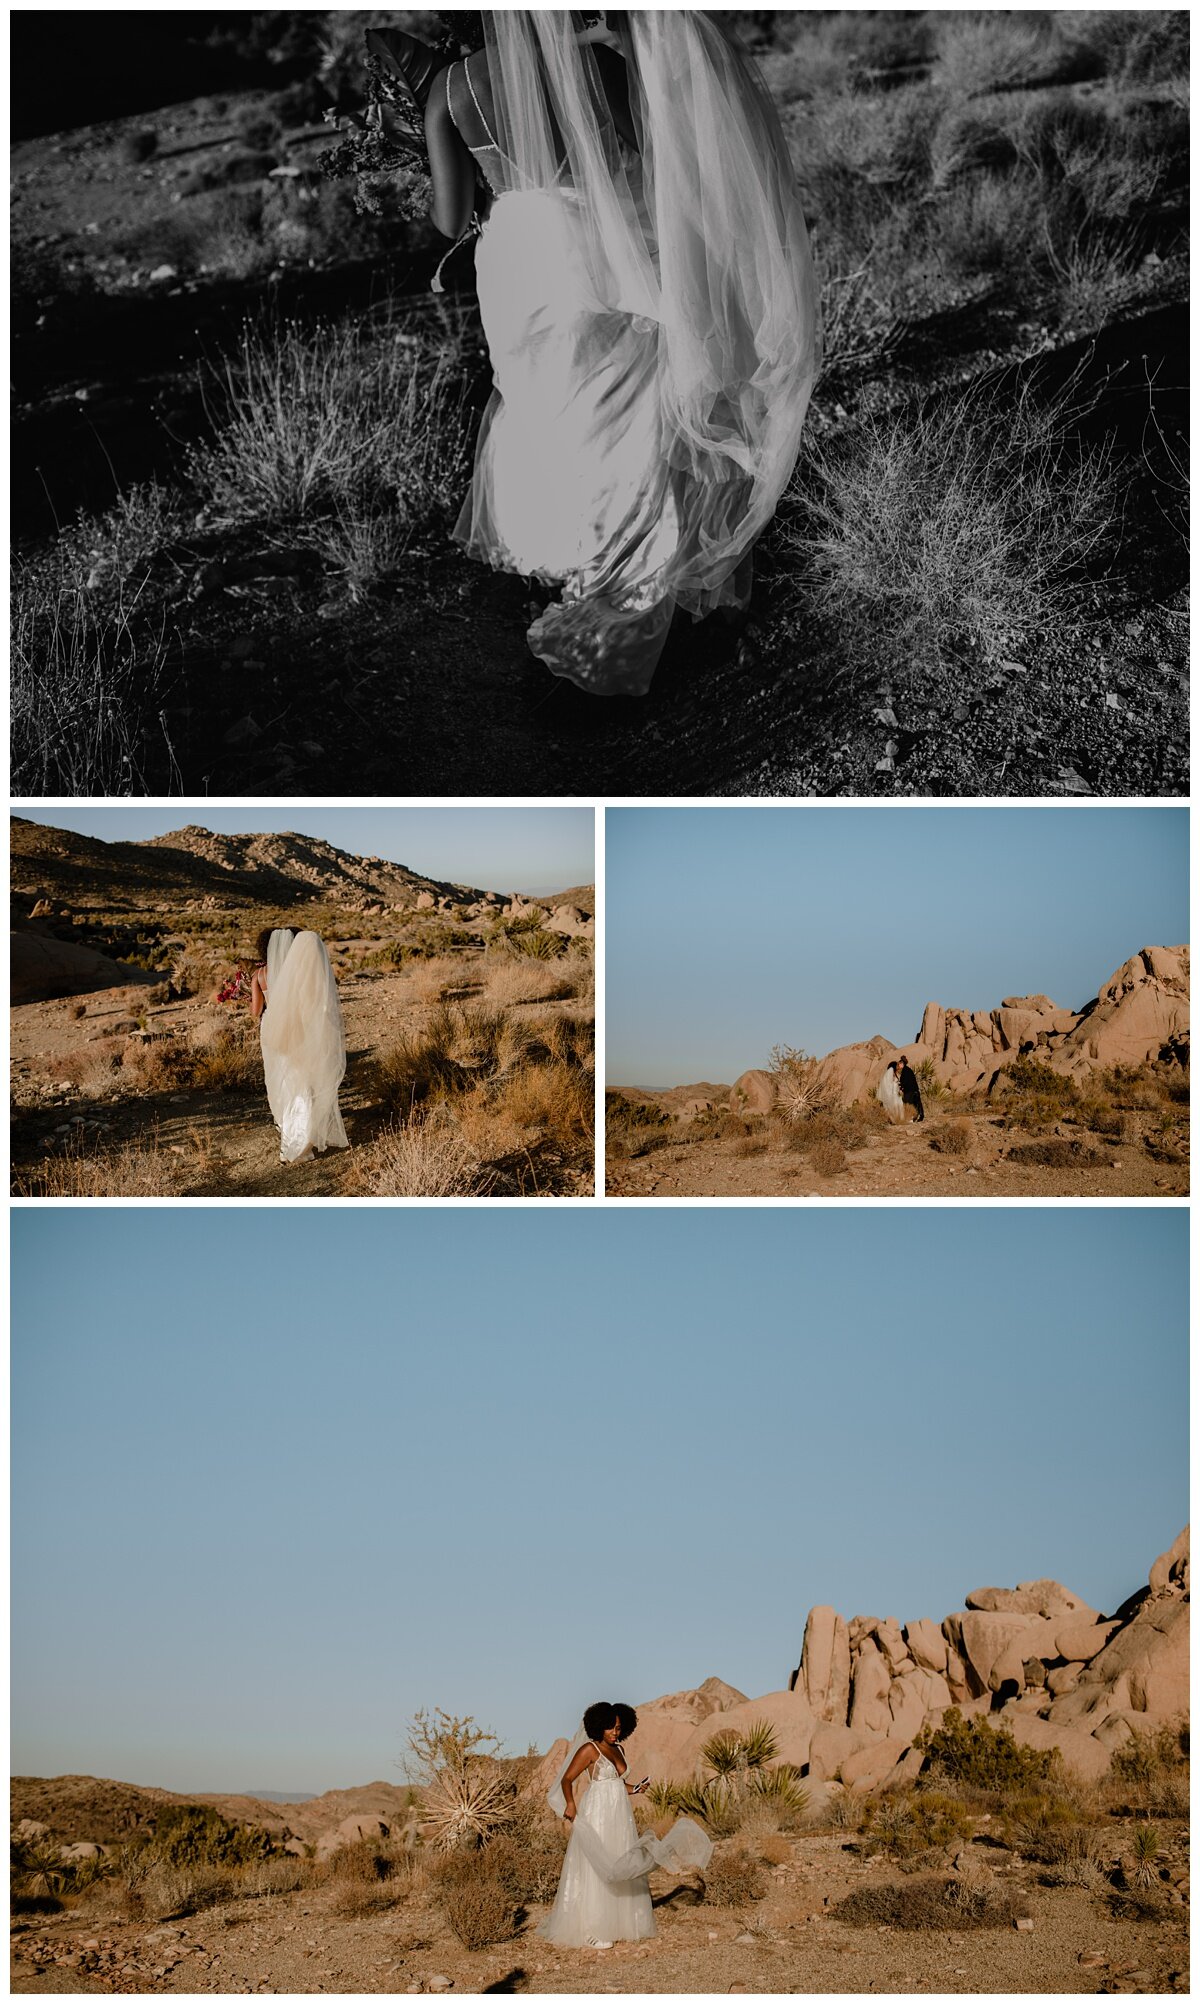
[
  {"x1": 11, "y1": 562, "x2": 179, "y2": 796},
  {"x1": 190, "y1": 312, "x2": 473, "y2": 538},
  {"x1": 861, "y1": 1790, "x2": 975, "y2": 1859},
  {"x1": 437, "y1": 1857, "x2": 522, "y2": 1949},
  {"x1": 810, "y1": 1138, "x2": 847, "y2": 1177},
  {"x1": 13, "y1": 1139, "x2": 188, "y2": 1198},
  {"x1": 485, "y1": 959, "x2": 576, "y2": 1007},
  {"x1": 733, "y1": 1133, "x2": 769, "y2": 1157},
  {"x1": 496, "y1": 1061, "x2": 592, "y2": 1154},
  {"x1": 506, "y1": 927, "x2": 567, "y2": 962},
  {"x1": 834, "y1": 1874, "x2": 1025, "y2": 1931},
  {"x1": 1007, "y1": 1137, "x2": 1111, "y2": 1169},
  {"x1": 786, "y1": 367, "x2": 1122, "y2": 673},
  {"x1": 916, "y1": 1710, "x2": 1059, "y2": 1791},
  {"x1": 1109, "y1": 1721, "x2": 1189, "y2": 1814},
  {"x1": 930, "y1": 1119, "x2": 972, "y2": 1155},
  {"x1": 605, "y1": 1093, "x2": 672, "y2": 1161},
  {"x1": 768, "y1": 1044, "x2": 834, "y2": 1118},
  {"x1": 189, "y1": 1029, "x2": 261, "y2": 1093},
  {"x1": 703, "y1": 1844, "x2": 767, "y2": 1907},
  {"x1": 240, "y1": 1856, "x2": 307, "y2": 1898},
  {"x1": 1099, "y1": 1064, "x2": 1168, "y2": 1111},
  {"x1": 484, "y1": 1816, "x2": 567, "y2": 1906},
  {"x1": 329, "y1": 1876, "x2": 405, "y2": 1917},
  {"x1": 129, "y1": 1861, "x2": 236, "y2": 1919},
  {"x1": 349, "y1": 1113, "x2": 493, "y2": 1198},
  {"x1": 153, "y1": 1805, "x2": 274, "y2": 1870}
]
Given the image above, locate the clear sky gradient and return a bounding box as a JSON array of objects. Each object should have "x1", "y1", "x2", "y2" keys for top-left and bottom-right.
[
  {"x1": 12, "y1": 1207, "x2": 1187, "y2": 1794},
  {"x1": 11, "y1": 808, "x2": 594, "y2": 898},
  {"x1": 606, "y1": 807, "x2": 1189, "y2": 1084}
]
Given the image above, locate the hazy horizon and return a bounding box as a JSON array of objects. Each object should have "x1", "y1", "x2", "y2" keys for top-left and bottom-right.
[
  {"x1": 12, "y1": 1208, "x2": 1187, "y2": 1794},
  {"x1": 606, "y1": 807, "x2": 1188, "y2": 1084},
  {"x1": 10, "y1": 806, "x2": 594, "y2": 899}
]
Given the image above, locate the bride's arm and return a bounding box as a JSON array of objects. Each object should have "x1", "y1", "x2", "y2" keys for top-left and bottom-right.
[
  {"x1": 424, "y1": 72, "x2": 477, "y2": 239},
  {"x1": 559, "y1": 1742, "x2": 598, "y2": 1823}
]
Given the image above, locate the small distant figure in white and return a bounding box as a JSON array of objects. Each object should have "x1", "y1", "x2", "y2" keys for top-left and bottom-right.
[{"x1": 877, "y1": 1056, "x2": 925, "y2": 1125}]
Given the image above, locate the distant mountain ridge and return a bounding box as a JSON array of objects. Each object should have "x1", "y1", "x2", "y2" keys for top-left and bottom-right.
[{"x1": 10, "y1": 818, "x2": 497, "y2": 912}]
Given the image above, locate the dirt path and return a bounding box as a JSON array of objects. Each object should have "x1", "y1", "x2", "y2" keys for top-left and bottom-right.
[
  {"x1": 607, "y1": 1112, "x2": 1188, "y2": 1200},
  {"x1": 10, "y1": 1830, "x2": 1188, "y2": 1995}
]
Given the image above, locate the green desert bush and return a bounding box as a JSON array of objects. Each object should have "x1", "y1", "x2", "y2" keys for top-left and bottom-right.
[
  {"x1": 785, "y1": 368, "x2": 1122, "y2": 673},
  {"x1": 1109, "y1": 1721, "x2": 1190, "y2": 1815},
  {"x1": 916, "y1": 1710, "x2": 1060, "y2": 1791},
  {"x1": 861, "y1": 1789, "x2": 975, "y2": 1860}
]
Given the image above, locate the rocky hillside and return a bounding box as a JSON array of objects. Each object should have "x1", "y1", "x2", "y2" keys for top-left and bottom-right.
[
  {"x1": 10, "y1": 817, "x2": 497, "y2": 915},
  {"x1": 724, "y1": 946, "x2": 1189, "y2": 1116},
  {"x1": 537, "y1": 1528, "x2": 1189, "y2": 1796},
  {"x1": 11, "y1": 1776, "x2": 417, "y2": 1854}
]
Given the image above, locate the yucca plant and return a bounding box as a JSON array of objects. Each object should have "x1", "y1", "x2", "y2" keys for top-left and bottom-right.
[
  {"x1": 675, "y1": 1781, "x2": 740, "y2": 1837},
  {"x1": 1129, "y1": 1823, "x2": 1161, "y2": 1889},
  {"x1": 748, "y1": 1764, "x2": 808, "y2": 1814},
  {"x1": 419, "y1": 1761, "x2": 517, "y2": 1855},
  {"x1": 646, "y1": 1781, "x2": 683, "y2": 1815}
]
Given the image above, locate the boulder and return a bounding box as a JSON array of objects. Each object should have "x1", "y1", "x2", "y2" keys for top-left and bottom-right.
[
  {"x1": 1149, "y1": 1525, "x2": 1190, "y2": 1598},
  {"x1": 11, "y1": 932, "x2": 145, "y2": 1004},
  {"x1": 806, "y1": 1722, "x2": 875, "y2": 1781},
  {"x1": 730, "y1": 1069, "x2": 775, "y2": 1115},
  {"x1": 848, "y1": 1642, "x2": 892, "y2": 1736},
  {"x1": 964, "y1": 1580, "x2": 1098, "y2": 1620},
  {"x1": 905, "y1": 1618, "x2": 948, "y2": 1673},
  {"x1": 1048, "y1": 1590, "x2": 1189, "y2": 1729},
  {"x1": 315, "y1": 1812, "x2": 391, "y2": 1859},
  {"x1": 797, "y1": 1605, "x2": 851, "y2": 1724},
  {"x1": 1055, "y1": 1617, "x2": 1121, "y2": 1664},
  {"x1": 842, "y1": 1739, "x2": 906, "y2": 1790},
  {"x1": 1004, "y1": 1715, "x2": 1111, "y2": 1783},
  {"x1": 1055, "y1": 946, "x2": 1189, "y2": 1071},
  {"x1": 944, "y1": 1611, "x2": 1058, "y2": 1694}
]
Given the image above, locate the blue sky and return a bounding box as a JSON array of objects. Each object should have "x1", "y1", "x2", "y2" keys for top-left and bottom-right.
[
  {"x1": 11, "y1": 1207, "x2": 1187, "y2": 1793},
  {"x1": 606, "y1": 807, "x2": 1189, "y2": 1083},
  {"x1": 11, "y1": 808, "x2": 594, "y2": 897}
]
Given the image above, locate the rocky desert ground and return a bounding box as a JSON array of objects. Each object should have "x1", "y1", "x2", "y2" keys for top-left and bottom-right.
[
  {"x1": 608, "y1": 945, "x2": 1189, "y2": 1198},
  {"x1": 12, "y1": 1532, "x2": 1188, "y2": 1995},
  {"x1": 10, "y1": 819, "x2": 594, "y2": 1197},
  {"x1": 11, "y1": 10, "x2": 1188, "y2": 798}
]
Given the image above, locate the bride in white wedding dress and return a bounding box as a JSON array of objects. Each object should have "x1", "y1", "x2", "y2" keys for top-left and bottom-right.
[
  {"x1": 424, "y1": 11, "x2": 819, "y2": 696},
  {"x1": 541, "y1": 1701, "x2": 711, "y2": 1948},
  {"x1": 253, "y1": 929, "x2": 350, "y2": 1166}
]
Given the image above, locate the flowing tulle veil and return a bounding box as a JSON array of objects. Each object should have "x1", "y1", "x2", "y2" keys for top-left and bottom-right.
[
  {"x1": 545, "y1": 1722, "x2": 713, "y2": 1884},
  {"x1": 259, "y1": 929, "x2": 349, "y2": 1162},
  {"x1": 472, "y1": 11, "x2": 819, "y2": 685}
]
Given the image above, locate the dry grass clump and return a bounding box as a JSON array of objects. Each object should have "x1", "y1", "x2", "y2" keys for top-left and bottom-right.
[
  {"x1": 434, "y1": 1856, "x2": 523, "y2": 1951},
  {"x1": 702, "y1": 1844, "x2": 767, "y2": 1908},
  {"x1": 1108, "y1": 1720, "x2": 1190, "y2": 1817},
  {"x1": 410, "y1": 954, "x2": 485, "y2": 1005},
  {"x1": 605, "y1": 1093, "x2": 673, "y2": 1161},
  {"x1": 484, "y1": 958, "x2": 577, "y2": 1008},
  {"x1": 834, "y1": 1874, "x2": 1026, "y2": 1931},
  {"x1": 733, "y1": 1133, "x2": 769, "y2": 1157},
  {"x1": 348, "y1": 1111, "x2": 495, "y2": 1198},
  {"x1": 11, "y1": 565, "x2": 179, "y2": 797},
  {"x1": 13, "y1": 1137, "x2": 188, "y2": 1198},
  {"x1": 810, "y1": 1138, "x2": 848, "y2": 1178},
  {"x1": 860, "y1": 1790, "x2": 975, "y2": 1861},
  {"x1": 191, "y1": 312, "x2": 474, "y2": 559},
  {"x1": 786, "y1": 368, "x2": 1122, "y2": 676}
]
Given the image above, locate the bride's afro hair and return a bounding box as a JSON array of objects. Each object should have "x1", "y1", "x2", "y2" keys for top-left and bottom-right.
[
  {"x1": 612, "y1": 1702, "x2": 638, "y2": 1737},
  {"x1": 433, "y1": 11, "x2": 485, "y2": 55},
  {"x1": 583, "y1": 1701, "x2": 618, "y2": 1740}
]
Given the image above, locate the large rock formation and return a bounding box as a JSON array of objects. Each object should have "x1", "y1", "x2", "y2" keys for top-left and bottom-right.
[
  {"x1": 548, "y1": 1532, "x2": 1188, "y2": 1799},
  {"x1": 722, "y1": 948, "x2": 1188, "y2": 1113}
]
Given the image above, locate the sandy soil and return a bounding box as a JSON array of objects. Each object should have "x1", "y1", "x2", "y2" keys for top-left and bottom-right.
[
  {"x1": 607, "y1": 1112, "x2": 1188, "y2": 1201},
  {"x1": 10, "y1": 1829, "x2": 1188, "y2": 1995},
  {"x1": 11, "y1": 970, "x2": 593, "y2": 1198}
]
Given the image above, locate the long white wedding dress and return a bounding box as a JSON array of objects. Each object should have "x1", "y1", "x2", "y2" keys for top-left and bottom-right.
[
  {"x1": 259, "y1": 930, "x2": 350, "y2": 1164},
  {"x1": 449, "y1": 12, "x2": 819, "y2": 697},
  {"x1": 876, "y1": 1064, "x2": 906, "y2": 1123},
  {"x1": 541, "y1": 1741, "x2": 712, "y2": 1948}
]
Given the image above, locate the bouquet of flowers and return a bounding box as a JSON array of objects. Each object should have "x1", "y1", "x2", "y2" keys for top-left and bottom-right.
[
  {"x1": 319, "y1": 31, "x2": 438, "y2": 220},
  {"x1": 216, "y1": 969, "x2": 248, "y2": 1005}
]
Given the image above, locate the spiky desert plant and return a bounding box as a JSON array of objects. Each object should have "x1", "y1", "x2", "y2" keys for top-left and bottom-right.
[
  {"x1": 646, "y1": 1780, "x2": 684, "y2": 1815},
  {"x1": 1129, "y1": 1823, "x2": 1161, "y2": 1888},
  {"x1": 747, "y1": 1764, "x2": 809, "y2": 1814},
  {"x1": 675, "y1": 1780, "x2": 740, "y2": 1837},
  {"x1": 419, "y1": 1760, "x2": 517, "y2": 1855},
  {"x1": 768, "y1": 1046, "x2": 834, "y2": 1119}
]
